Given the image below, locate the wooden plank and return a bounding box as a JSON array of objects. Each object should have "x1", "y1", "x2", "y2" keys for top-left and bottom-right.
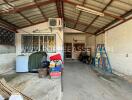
[{"x1": 0, "y1": 79, "x2": 33, "y2": 100}]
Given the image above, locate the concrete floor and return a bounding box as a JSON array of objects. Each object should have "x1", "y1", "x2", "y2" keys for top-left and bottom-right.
[
  {"x1": 62, "y1": 60, "x2": 132, "y2": 100},
  {"x1": 0, "y1": 73, "x2": 61, "y2": 100}
]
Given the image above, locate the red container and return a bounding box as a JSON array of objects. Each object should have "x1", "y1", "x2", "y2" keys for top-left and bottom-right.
[
  {"x1": 50, "y1": 54, "x2": 62, "y2": 60},
  {"x1": 50, "y1": 72, "x2": 61, "y2": 77}
]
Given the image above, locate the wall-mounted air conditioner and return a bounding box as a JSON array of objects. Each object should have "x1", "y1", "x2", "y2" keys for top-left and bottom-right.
[{"x1": 48, "y1": 18, "x2": 62, "y2": 28}]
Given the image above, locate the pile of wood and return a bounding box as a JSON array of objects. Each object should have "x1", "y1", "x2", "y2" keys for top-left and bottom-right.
[{"x1": 0, "y1": 79, "x2": 32, "y2": 100}]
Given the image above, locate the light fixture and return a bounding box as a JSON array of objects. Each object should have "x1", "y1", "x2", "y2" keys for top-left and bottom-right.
[{"x1": 76, "y1": 5, "x2": 104, "y2": 16}]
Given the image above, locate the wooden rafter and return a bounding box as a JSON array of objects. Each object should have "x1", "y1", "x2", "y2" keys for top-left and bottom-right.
[
  {"x1": 3, "y1": 0, "x2": 33, "y2": 25},
  {"x1": 65, "y1": 17, "x2": 96, "y2": 35},
  {"x1": 66, "y1": 26, "x2": 95, "y2": 35},
  {"x1": 65, "y1": 17, "x2": 87, "y2": 26},
  {"x1": 61, "y1": 0, "x2": 65, "y2": 20},
  {"x1": 18, "y1": 19, "x2": 48, "y2": 29},
  {"x1": 1, "y1": 0, "x2": 125, "y2": 21},
  {"x1": 0, "y1": 0, "x2": 131, "y2": 33},
  {"x1": 56, "y1": 0, "x2": 65, "y2": 25},
  {"x1": 56, "y1": 0, "x2": 62, "y2": 18},
  {"x1": 19, "y1": 12, "x2": 33, "y2": 24},
  {"x1": 95, "y1": 9, "x2": 132, "y2": 35},
  {"x1": 73, "y1": 12, "x2": 81, "y2": 28},
  {"x1": 84, "y1": 0, "x2": 114, "y2": 32},
  {"x1": 0, "y1": 1, "x2": 19, "y2": 30},
  {"x1": 56, "y1": 0, "x2": 60, "y2": 17},
  {"x1": 1, "y1": 0, "x2": 124, "y2": 21},
  {"x1": 0, "y1": 18, "x2": 18, "y2": 31},
  {"x1": 0, "y1": 0, "x2": 55, "y2": 14},
  {"x1": 34, "y1": 0, "x2": 48, "y2": 21},
  {"x1": 96, "y1": 16, "x2": 132, "y2": 36},
  {"x1": 73, "y1": 0, "x2": 86, "y2": 29}
]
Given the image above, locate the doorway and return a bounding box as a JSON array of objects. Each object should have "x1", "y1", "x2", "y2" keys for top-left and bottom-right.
[{"x1": 64, "y1": 43, "x2": 72, "y2": 59}]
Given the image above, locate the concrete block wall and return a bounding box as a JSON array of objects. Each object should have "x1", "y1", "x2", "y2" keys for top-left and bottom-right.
[{"x1": 0, "y1": 45, "x2": 16, "y2": 74}]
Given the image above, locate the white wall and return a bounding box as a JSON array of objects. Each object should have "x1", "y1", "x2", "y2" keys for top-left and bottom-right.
[
  {"x1": 64, "y1": 33, "x2": 86, "y2": 43},
  {"x1": 96, "y1": 34, "x2": 105, "y2": 45},
  {"x1": 105, "y1": 19, "x2": 132, "y2": 75},
  {"x1": 86, "y1": 34, "x2": 105, "y2": 57},
  {"x1": 17, "y1": 22, "x2": 64, "y2": 58},
  {"x1": 64, "y1": 27, "x2": 84, "y2": 33},
  {"x1": 87, "y1": 19, "x2": 132, "y2": 76},
  {"x1": 86, "y1": 35, "x2": 96, "y2": 57},
  {"x1": 0, "y1": 45, "x2": 16, "y2": 74}
]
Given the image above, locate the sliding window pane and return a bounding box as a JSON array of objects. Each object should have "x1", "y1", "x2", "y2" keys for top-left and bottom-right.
[
  {"x1": 22, "y1": 36, "x2": 32, "y2": 52},
  {"x1": 40, "y1": 36, "x2": 43, "y2": 51},
  {"x1": 33, "y1": 36, "x2": 39, "y2": 52},
  {"x1": 47, "y1": 35, "x2": 55, "y2": 52},
  {"x1": 44, "y1": 36, "x2": 48, "y2": 52}
]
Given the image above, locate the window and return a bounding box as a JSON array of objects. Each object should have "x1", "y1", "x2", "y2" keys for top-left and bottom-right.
[{"x1": 22, "y1": 34, "x2": 56, "y2": 53}]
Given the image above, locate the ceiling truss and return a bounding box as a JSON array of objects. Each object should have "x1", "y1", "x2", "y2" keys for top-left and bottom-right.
[
  {"x1": 0, "y1": 0, "x2": 131, "y2": 34},
  {"x1": 83, "y1": 0, "x2": 114, "y2": 32}
]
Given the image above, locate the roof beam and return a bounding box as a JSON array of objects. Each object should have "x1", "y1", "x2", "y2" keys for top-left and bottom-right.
[
  {"x1": 19, "y1": 12, "x2": 33, "y2": 24},
  {"x1": 64, "y1": 0, "x2": 125, "y2": 21},
  {"x1": 73, "y1": 12, "x2": 81, "y2": 28},
  {"x1": 61, "y1": 0, "x2": 65, "y2": 20},
  {"x1": 0, "y1": 0, "x2": 125, "y2": 21},
  {"x1": 0, "y1": 0, "x2": 18, "y2": 30},
  {"x1": 56, "y1": 0, "x2": 64, "y2": 19},
  {"x1": 18, "y1": 19, "x2": 48, "y2": 29},
  {"x1": 3, "y1": 0, "x2": 33, "y2": 25},
  {"x1": 0, "y1": 25, "x2": 17, "y2": 33},
  {"x1": 83, "y1": 0, "x2": 114, "y2": 32},
  {"x1": 65, "y1": 17, "x2": 87, "y2": 26},
  {"x1": 0, "y1": 0, "x2": 55, "y2": 14},
  {"x1": 56, "y1": 0, "x2": 62, "y2": 18},
  {"x1": 65, "y1": 17, "x2": 96, "y2": 35},
  {"x1": 95, "y1": 9, "x2": 132, "y2": 35},
  {"x1": 65, "y1": 17, "x2": 101, "y2": 29},
  {"x1": 66, "y1": 26, "x2": 95, "y2": 35},
  {"x1": 73, "y1": 0, "x2": 86, "y2": 29},
  {"x1": 96, "y1": 16, "x2": 132, "y2": 36},
  {"x1": 0, "y1": 18, "x2": 18, "y2": 31},
  {"x1": 34, "y1": 0, "x2": 48, "y2": 21}
]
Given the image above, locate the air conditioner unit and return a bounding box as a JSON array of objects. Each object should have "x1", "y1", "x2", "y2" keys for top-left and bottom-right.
[{"x1": 48, "y1": 18, "x2": 62, "y2": 28}]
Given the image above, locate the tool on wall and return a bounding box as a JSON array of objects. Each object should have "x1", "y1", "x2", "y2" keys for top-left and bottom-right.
[{"x1": 94, "y1": 44, "x2": 112, "y2": 73}]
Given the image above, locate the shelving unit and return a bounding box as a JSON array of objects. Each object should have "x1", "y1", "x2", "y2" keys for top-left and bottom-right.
[{"x1": 64, "y1": 43, "x2": 72, "y2": 58}]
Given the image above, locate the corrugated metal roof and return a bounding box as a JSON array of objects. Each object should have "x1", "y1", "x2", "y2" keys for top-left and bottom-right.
[{"x1": 0, "y1": 0, "x2": 132, "y2": 34}]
